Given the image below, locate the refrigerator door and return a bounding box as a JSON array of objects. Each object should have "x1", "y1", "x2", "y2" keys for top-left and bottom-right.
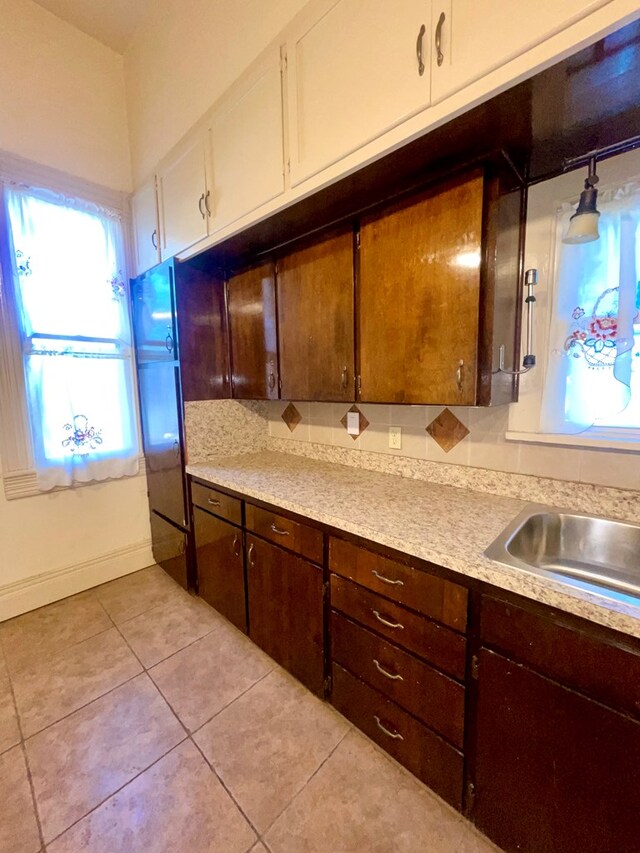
[
  {"x1": 150, "y1": 510, "x2": 189, "y2": 589},
  {"x1": 132, "y1": 259, "x2": 177, "y2": 363},
  {"x1": 138, "y1": 360, "x2": 187, "y2": 528}
]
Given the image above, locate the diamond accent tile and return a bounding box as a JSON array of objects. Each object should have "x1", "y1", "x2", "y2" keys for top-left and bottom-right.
[
  {"x1": 339, "y1": 405, "x2": 370, "y2": 440},
  {"x1": 281, "y1": 403, "x2": 302, "y2": 432},
  {"x1": 426, "y1": 407, "x2": 469, "y2": 453}
]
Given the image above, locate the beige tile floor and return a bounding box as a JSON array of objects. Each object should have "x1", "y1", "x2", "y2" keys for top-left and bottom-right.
[{"x1": 0, "y1": 565, "x2": 501, "y2": 853}]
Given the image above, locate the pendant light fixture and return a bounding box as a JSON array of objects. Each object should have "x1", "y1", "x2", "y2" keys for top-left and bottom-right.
[{"x1": 563, "y1": 156, "x2": 600, "y2": 244}]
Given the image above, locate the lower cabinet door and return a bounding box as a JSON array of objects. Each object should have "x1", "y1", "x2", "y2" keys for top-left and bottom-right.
[
  {"x1": 150, "y1": 510, "x2": 189, "y2": 590},
  {"x1": 331, "y1": 663, "x2": 463, "y2": 810},
  {"x1": 474, "y1": 648, "x2": 640, "y2": 853},
  {"x1": 246, "y1": 535, "x2": 324, "y2": 695},
  {"x1": 194, "y1": 507, "x2": 247, "y2": 632}
]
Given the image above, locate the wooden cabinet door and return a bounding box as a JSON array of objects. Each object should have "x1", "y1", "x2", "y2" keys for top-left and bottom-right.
[
  {"x1": 228, "y1": 263, "x2": 279, "y2": 399},
  {"x1": 473, "y1": 648, "x2": 640, "y2": 853},
  {"x1": 194, "y1": 508, "x2": 247, "y2": 632},
  {"x1": 358, "y1": 171, "x2": 483, "y2": 404},
  {"x1": 132, "y1": 179, "x2": 160, "y2": 275},
  {"x1": 431, "y1": 0, "x2": 610, "y2": 104},
  {"x1": 246, "y1": 534, "x2": 324, "y2": 695},
  {"x1": 209, "y1": 49, "x2": 285, "y2": 233},
  {"x1": 286, "y1": 0, "x2": 432, "y2": 185},
  {"x1": 277, "y1": 230, "x2": 355, "y2": 401},
  {"x1": 175, "y1": 264, "x2": 230, "y2": 401},
  {"x1": 159, "y1": 136, "x2": 210, "y2": 259}
]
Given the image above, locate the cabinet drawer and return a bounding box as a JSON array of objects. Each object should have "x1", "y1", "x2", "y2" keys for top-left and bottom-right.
[
  {"x1": 246, "y1": 504, "x2": 323, "y2": 563},
  {"x1": 329, "y1": 537, "x2": 467, "y2": 631},
  {"x1": 191, "y1": 481, "x2": 242, "y2": 526},
  {"x1": 331, "y1": 575, "x2": 466, "y2": 680},
  {"x1": 481, "y1": 595, "x2": 640, "y2": 719},
  {"x1": 331, "y1": 612, "x2": 464, "y2": 749},
  {"x1": 331, "y1": 663, "x2": 463, "y2": 810}
]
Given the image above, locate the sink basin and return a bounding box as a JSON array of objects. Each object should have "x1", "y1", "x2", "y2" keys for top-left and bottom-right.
[{"x1": 485, "y1": 505, "x2": 640, "y2": 604}]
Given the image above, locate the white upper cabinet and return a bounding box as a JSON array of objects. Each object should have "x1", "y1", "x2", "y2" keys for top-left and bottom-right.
[
  {"x1": 431, "y1": 0, "x2": 612, "y2": 103},
  {"x1": 158, "y1": 135, "x2": 211, "y2": 259},
  {"x1": 131, "y1": 178, "x2": 160, "y2": 275},
  {"x1": 286, "y1": 0, "x2": 433, "y2": 186},
  {"x1": 208, "y1": 49, "x2": 285, "y2": 234}
]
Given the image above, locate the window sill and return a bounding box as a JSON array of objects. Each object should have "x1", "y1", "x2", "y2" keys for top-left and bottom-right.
[
  {"x1": 3, "y1": 456, "x2": 147, "y2": 500},
  {"x1": 505, "y1": 430, "x2": 640, "y2": 452}
]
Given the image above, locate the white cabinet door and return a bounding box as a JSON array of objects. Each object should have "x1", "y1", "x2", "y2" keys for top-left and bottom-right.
[
  {"x1": 287, "y1": 0, "x2": 432, "y2": 186},
  {"x1": 158, "y1": 136, "x2": 210, "y2": 259},
  {"x1": 209, "y1": 50, "x2": 285, "y2": 234},
  {"x1": 131, "y1": 179, "x2": 160, "y2": 275},
  {"x1": 431, "y1": 0, "x2": 611, "y2": 103}
]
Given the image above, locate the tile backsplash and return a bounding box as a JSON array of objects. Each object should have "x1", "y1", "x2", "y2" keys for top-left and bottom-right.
[{"x1": 266, "y1": 401, "x2": 640, "y2": 492}]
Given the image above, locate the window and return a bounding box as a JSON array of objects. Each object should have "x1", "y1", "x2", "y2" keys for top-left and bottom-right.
[
  {"x1": 1, "y1": 185, "x2": 139, "y2": 491},
  {"x1": 541, "y1": 179, "x2": 640, "y2": 438},
  {"x1": 507, "y1": 153, "x2": 640, "y2": 450}
]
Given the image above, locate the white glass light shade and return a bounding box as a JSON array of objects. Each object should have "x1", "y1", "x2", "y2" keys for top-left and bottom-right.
[{"x1": 563, "y1": 211, "x2": 600, "y2": 244}]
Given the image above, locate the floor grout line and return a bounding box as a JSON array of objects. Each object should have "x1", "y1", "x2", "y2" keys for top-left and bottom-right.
[
  {"x1": 190, "y1": 734, "x2": 262, "y2": 841},
  {"x1": 257, "y1": 724, "x2": 353, "y2": 842},
  {"x1": 42, "y1": 734, "x2": 190, "y2": 847},
  {"x1": 186, "y1": 664, "x2": 276, "y2": 737}
]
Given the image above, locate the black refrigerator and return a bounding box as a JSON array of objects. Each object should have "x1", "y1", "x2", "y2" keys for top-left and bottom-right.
[
  {"x1": 131, "y1": 256, "x2": 230, "y2": 591},
  {"x1": 132, "y1": 259, "x2": 190, "y2": 589}
]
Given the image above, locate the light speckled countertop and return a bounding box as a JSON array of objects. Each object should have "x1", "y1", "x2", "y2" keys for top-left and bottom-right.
[{"x1": 187, "y1": 451, "x2": 640, "y2": 641}]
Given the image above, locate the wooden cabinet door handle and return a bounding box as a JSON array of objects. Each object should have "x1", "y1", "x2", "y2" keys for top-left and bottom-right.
[
  {"x1": 232, "y1": 534, "x2": 241, "y2": 557},
  {"x1": 372, "y1": 610, "x2": 404, "y2": 630},
  {"x1": 198, "y1": 193, "x2": 206, "y2": 219},
  {"x1": 373, "y1": 659, "x2": 404, "y2": 681},
  {"x1": 416, "y1": 23, "x2": 426, "y2": 76},
  {"x1": 151, "y1": 229, "x2": 158, "y2": 249},
  {"x1": 435, "y1": 11, "x2": 445, "y2": 67},
  {"x1": 268, "y1": 371, "x2": 276, "y2": 391},
  {"x1": 456, "y1": 359, "x2": 464, "y2": 392},
  {"x1": 248, "y1": 542, "x2": 255, "y2": 567},
  {"x1": 341, "y1": 366, "x2": 348, "y2": 390},
  {"x1": 372, "y1": 569, "x2": 404, "y2": 587},
  {"x1": 374, "y1": 715, "x2": 404, "y2": 740}
]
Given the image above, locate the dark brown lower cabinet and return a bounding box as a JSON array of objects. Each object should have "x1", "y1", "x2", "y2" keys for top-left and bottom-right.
[
  {"x1": 150, "y1": 510, "x2": 189, "y2": 590},
  {"x1": 246, "y1": 534, "x2": 324, "y2": 695},
  {"x1": 194, "y1": 507, "x2": 247, "y2": 632},
  {"x1": 332, "y1": 663, "x2": 463, "y2": 809},
  {"x1": 473, "y1": 648, "x2": 640, "y2": 853}
]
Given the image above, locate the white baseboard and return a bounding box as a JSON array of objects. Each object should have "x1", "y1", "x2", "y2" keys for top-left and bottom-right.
[{"x1": 0, "y1": 539, "x2": 155, "y2": 622}]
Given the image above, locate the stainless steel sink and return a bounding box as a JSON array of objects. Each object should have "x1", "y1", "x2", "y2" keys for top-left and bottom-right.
[{"x1": 485, "y1": 505, "x2": 640, "y2": 604}]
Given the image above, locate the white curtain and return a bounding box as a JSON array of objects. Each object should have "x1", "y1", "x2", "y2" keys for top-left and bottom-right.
[
  {"x1": 4, "y1": 185, "x2": 139, "y2": 489},
  {"x1": 542, "y1": 180, "x2": 640, "y2": 434}
]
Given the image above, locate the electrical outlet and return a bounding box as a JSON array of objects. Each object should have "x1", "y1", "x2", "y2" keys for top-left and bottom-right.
[
  {"x1": 346, "y1": 411, "x2": 360, "y2": 435},
  {"x1": 389, "y1": 426, "x2": 402, "y2": 449}
]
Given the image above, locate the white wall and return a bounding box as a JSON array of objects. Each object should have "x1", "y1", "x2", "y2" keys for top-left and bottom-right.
[
  {"x1": 124, "y1": 0, "x2": 308, "y2": 185},
  {"x1": 0, "y1": 0, "x2": 151, "y2": 619},
  {"x1": 0, "y1": 0, "x2": 131, "y2": 191}
]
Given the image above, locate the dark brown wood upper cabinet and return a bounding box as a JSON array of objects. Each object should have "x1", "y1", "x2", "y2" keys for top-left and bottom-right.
[
  {"x1": 358, "y1": 171, "x2": 483, "y2": 405},
  {"x1": 358, "y1": 165, "x2": 522, "y2": 406},
  {"x1": 174, "y1": 261, "x2": 230, "y2": 401},
  {"x1": 277, "y1": 230, "x2": 355, "y2": 401},
  {"x1": 227, "y1": 262, "x2": 279, "y2": 399}
]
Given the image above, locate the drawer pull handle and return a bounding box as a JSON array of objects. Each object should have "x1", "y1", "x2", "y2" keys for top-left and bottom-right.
[
  {"x1": 207, "y1": 497, "x2": 221, "y2": 507},
  {"x1": 374, "y1": 715, "x2": 404, "y2": 741},
  {"x1": 372, "y1": 569, "x2": 404, "y2": 587},
  {"x1": 270, "y1": 522, "x2": 290, "y2": 536},
  {"x1": 372, "y1": 610, "x2": 404, "y2": 630},
  {"x1": 373, "y1": 659, "x2": 403, "y2": 681}
]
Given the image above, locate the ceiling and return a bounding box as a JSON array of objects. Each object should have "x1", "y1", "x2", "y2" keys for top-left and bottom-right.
[{"x1": 32, "y1": 0, "x2": 153, "y2": 53}]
